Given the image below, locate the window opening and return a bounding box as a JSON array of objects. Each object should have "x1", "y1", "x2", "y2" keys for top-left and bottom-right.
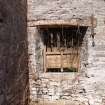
[{"x1": 41, "y1": 26, "x2": 87, "y2": 72}]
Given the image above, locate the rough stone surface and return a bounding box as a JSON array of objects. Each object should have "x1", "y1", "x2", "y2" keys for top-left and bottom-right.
[
  {"x1": 0, "y1": 0, "x2": 29, "y2": 105},
  {"x1": 27, "y1": 0, "x2": 105, "y2": 105}
]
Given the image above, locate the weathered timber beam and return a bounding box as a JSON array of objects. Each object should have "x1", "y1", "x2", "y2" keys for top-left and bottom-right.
[{"x1": 28, "y1": 17, "x2": 97, "y2": 27}]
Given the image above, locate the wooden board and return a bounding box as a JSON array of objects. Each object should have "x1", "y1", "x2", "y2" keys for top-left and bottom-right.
[
  {"x1": 28, "y1": 17, "x2": 97, "y2": 28},
  {"x1": 46, "y1": 53, "x2": 80, "y2": 69}
]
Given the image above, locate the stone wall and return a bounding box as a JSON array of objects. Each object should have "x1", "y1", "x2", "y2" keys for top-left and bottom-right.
[
  {"x1": 28, "y1": 26, "x2": 89, "y2": 105},
  {"x1": 0, "y1": 0, "x2": 29, "y2": 105},
  {"x1": 28, "y1": 0, "x2": 105, "y2": 105}
]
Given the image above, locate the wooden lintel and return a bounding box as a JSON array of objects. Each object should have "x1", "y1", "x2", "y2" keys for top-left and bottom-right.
[{"x1": 28, "y1": 17, "x2": 97, "y2": 28}]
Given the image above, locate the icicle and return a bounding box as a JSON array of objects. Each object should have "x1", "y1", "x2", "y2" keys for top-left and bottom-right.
[
  {"x1": 57, "y1": 33, "x2": 60, "y2": 51},
  {"x1": 50, "y1": 33, "x2": 53, "y2": 52}
]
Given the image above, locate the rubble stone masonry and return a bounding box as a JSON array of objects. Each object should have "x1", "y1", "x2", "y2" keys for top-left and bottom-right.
[{"x1": 29, "y1": 0, "x2": 105, "y2": 104}]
